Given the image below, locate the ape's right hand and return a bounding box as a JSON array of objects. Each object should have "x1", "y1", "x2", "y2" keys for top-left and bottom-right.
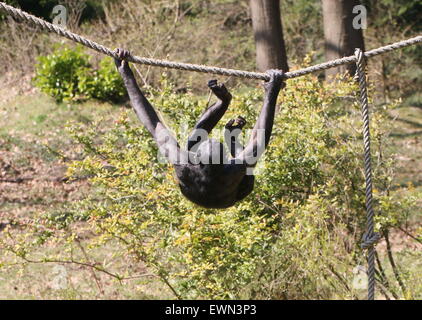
[{"x1": 114, "y1": 48, "x2": 132, "y2": 74}]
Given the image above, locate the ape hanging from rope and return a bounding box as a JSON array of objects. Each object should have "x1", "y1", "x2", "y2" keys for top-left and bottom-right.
[
  {"x1": 114, "y1": 49, "x2": 285, "y2": 209},
  {"x1": 1, "y1": 1, "x2": 421, "y2": 301}
]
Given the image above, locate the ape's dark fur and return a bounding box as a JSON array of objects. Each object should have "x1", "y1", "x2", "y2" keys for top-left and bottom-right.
[{"x1": 114, "y1": 49, "x2": 284, "y2": 208}]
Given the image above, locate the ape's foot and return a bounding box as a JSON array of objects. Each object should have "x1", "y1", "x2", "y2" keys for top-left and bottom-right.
[
  {"x1": 208, "y1": 80, "x2": 232, "y2": 102},
  {"x1": 225, "y1": 116, "x2": 246, "y2": 132},
  {"x1": 114, "y1": 48, "x2": 132, "y2": 73}
]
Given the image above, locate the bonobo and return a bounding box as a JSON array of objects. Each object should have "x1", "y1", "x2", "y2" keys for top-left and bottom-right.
[{"x1": 114, "y1": 49, "x2": 285, "y2": 208}]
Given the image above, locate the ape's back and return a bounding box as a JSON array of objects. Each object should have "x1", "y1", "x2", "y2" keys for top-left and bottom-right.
[{"x1": 174, "y1": 163, "x2": 253, "y2": 209}]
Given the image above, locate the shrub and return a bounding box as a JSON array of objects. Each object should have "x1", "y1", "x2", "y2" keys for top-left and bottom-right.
[
  {"x1": 33, "y1": 45, "x2": 125, "y2": 102},
  {"x1": 91, "y1": 57, "x2": 127, "y2": 102},
  {"x1": 33, "y1": 45, "x2": 91, "y2": 102}
]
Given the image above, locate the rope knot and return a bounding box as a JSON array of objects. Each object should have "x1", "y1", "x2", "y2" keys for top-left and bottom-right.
[{"x1": 361, "y1": 231, "x2": 381, "y2": 249}]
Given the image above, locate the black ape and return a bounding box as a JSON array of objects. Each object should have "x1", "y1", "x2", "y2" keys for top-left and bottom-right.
[{"x1": 114, "y1": 49, "x2": 285, "y2": 208}]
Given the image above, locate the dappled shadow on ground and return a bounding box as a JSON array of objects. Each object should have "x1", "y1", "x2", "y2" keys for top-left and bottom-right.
[
  {"x1": 389, "y1": 130, "x2": 422, "y2": 138},
  {"x1": 388, "y1": 114, "x2": 422, "y2": 129},
  {"x1": 386, "y1": 106, "x2": 422, "y2": 192},
  {"x1": 0, "y1": 137, "x2": 87, "y2": 224}
]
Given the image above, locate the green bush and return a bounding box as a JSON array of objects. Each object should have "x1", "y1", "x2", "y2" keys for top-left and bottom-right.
[
  {"x1": 97, "y1": 57, "x2": 127, "y2": 100},
  {"x1": 33, "y1": 46, "x2": 90, "y2": 102},
  {"x1": 33, "y1": 45, "x2": 125, "y2": 102},
  {"x1": 3, "y1": 68, "x2": 420, "y2": 299}
]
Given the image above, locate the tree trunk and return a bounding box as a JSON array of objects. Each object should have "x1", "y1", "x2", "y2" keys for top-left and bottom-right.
[
  {"x1": 322, "y1": 0, "x2": 365, "y2": 79},
  {"x1": 249, "y1": 0, "x2": 289, "y2": 72}
]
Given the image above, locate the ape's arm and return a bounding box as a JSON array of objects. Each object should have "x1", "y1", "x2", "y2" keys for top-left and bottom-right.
[
  {"x1": 114, "y1": 49, "x2": 184, "y2": 164},
  {"x1": 238, "y1": 70, "x2": 285, "y2": 166}
]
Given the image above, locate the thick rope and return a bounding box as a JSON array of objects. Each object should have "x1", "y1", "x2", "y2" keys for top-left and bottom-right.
[
  {"x1": 0, "y1": 2, "x2": 421, "y2": 81},
  {"x1": 355, "y1": 48, "x2": 381, "y2": 300}
]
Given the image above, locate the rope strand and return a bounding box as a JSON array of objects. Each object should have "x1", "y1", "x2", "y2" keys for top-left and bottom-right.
[{"x1": 355, "y1": 48, "x2": 381, "y2": 300}]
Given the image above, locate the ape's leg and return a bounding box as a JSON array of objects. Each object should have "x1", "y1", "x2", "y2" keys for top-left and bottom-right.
[
  {"x1": 186, "y1": 80, "x2": 232, "y2": 151},
  {"x1": 114, "y1": 49, "x2": 186, "y2": 164},
  {"x1": 224, "y1": 116, "x2": 246, "y2": 158},
  {"x1": 238, "y1": 70, "x2": 285, "y2": 167}
]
